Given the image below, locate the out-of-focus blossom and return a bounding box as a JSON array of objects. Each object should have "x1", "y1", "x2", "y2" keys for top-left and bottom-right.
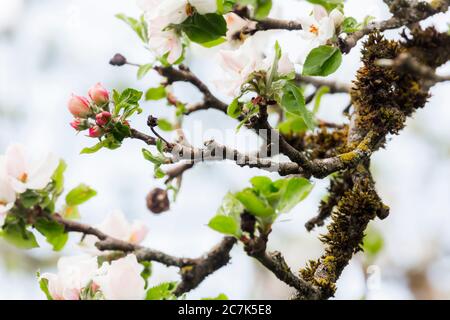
[
  {"x1": 224, "y1": 13, "x2": 257, "y2": 46},
  {"x1": 137, "y1": 0, "x2": 217, "y2": 63},
  {"x1": 40, "y1": 255, "x2": 99, "y2": 300},
  {"x1": 68, "y1": 95, "x2": 91, "y2": 118},
  {"x1": 94, "y1": 254, "x2": 146, "y2": 300},
  {"x1": 2, "y1": 144, "x2": 58, "y2": 194},
  {"x1": 216, "y1": 41, "x2": 295, "y2": 97},
  {"x1": 88, "y1": 83, "x2": 109, "y2": 105},
  {"x1": 81, "y1": 210, "x2": 148, "y2": 253}
]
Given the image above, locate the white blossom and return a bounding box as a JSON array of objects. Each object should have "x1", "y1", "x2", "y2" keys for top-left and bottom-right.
[
  {"x1": 0, "y1": 169, "x2": 16, "y2": 226},
  {"x1": 216, "y1": 40, "x2": 295, "y2": 97},
  {"x1": 2, "y1": 144, "x2": 58, "y2": 194},
  {"x1": 81, "y1": 210, "x2": 148, "y2": 253},
  {"x1": 40, "y1": 255, "x2": 99, "y2": 300},
  {"x1": 94, "y1": 254, "x2": 146, "y2": 300}
]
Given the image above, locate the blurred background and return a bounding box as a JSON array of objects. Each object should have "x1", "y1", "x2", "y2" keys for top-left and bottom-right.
[{"x1": 1, "y1": 0, "x2": 450, "y2": 300}]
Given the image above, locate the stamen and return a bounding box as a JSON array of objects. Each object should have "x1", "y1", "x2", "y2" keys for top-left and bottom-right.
[
  {"x1": 19, "y1": 172, "x2": 28, "y2": 183},
  {"x1": 309, "y1": 25, "x2": 319, "y2": 35}
]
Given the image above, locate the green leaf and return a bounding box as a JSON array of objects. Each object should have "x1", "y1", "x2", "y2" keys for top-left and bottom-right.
[
  {"x1": 0, "y1": 216, "x2": 38, "y2": 249},
  {"x1": 200, "y1": 37, "x2": 227, "y2": 48},
  {"x1": 302, "y1": 45, "x2": 342, "y2": 77},
  {"x1": 235, "y1": 189, "x2": 275, "y2": 218},
  {"x1": 146, "y1": 282, "x2": 177, "y2": 300},
  {"x1": 35, "y1": 218, "x2": 68, "y2": 251},
  {"x1": 142, "y1": 148, "x2": 166, "y2": 165},
  {"x1": 275, "y1": 178, "x2": 313, "y2": 213},
  {"x1": 52, "y1": 160, "x2": 67, "y2": 196},
  {"x1": 113, "y1": 88, "x2": 143, "y2": 116},
  {"x1": 37, "y1": 272, "x2": 53, "y2": 300},
  {"x1": 278, "y1": 113, "x2": 308, "y2": 135},
  {"x1": 145, "y1": 86, "x2": 166, "y2": 101},
  {"x1": 282, "y1": 82, "x2": 315, "y2": 131},
  {"x1": 140, "y1": 261, "x2": 152, "y2": 289},
  {"x1": 341, "y1": 17, "x2": 360, "y2": 34},
  {"x1": 208, "y1": 215, "x2": 241, "y2": 237},
  {"x1": 254, "y1": 0, "x2": 273, "y2": 19},
  {"x1": 61, "y1": 205, "x2": 80, "y2": 220},
  {"x1": 202, "y1": 293, "x2": 229, "y2": 300},
  {"x1": 116, "y1": 14, "x2": 148, "y2": 43},
  {"x1": 227, "y1": 98, "x2": 241, "y2": 119},
  {"x1": 20, "y1": 190, "x2": 41, "y2": 209},
  {"x1": 158, "y1": 119, "x2": 174, "y2": 132},
  {"x1": 250, "y1": 176, "x2": 275, "y2": 195},
  {"x1": 137, "y1": 63, "x2": 153, "y2": 80},
  {"x1": 65, "y1": 184, "x2": 97, "y2": 207},
  {"x1": 306, "y1": 0, "x2": 344, "y2": 12},
  {"x1": 313, "y1": 86, "x2": 330, "y2": 114},
  {"x1": 80, "y1": 141, "x2": 105, "y2": 154},
  {"x1": 179, "y1": 13, "x2": 227, "y2": 44},
  {"x1": 363, "y1": 227, "x2": 384, "y2": 258}
]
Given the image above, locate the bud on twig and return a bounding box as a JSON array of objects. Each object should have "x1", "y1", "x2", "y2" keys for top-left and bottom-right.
[
  {"x1": 147, "y1": 115, "x2": 159, "y2": 128},
  {"x1": 146, "y1": 188, "x2": 170, "y2": 214},
  {"x1": 109, "y1": 53, "x2": 127, "y2": 66}
]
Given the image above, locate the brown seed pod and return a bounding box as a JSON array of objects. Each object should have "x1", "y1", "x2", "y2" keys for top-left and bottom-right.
[{"x1": 146, "y1": 188, "x2": 170, "y2": 214}]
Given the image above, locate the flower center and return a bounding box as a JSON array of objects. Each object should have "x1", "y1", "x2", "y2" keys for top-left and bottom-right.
[
  {"x1": 19, "y1": 172, "x2": 28, "y2": 183},
  {"x1": 309, "y1": 25, "x2": 319, "y2": 35},
  {"x1": 0, "y1": 200, "x2": 7, "y2": 206}
]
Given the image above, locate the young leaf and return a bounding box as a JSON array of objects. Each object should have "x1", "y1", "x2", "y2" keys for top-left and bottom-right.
[
  {"x1": 208, "y1": 215, "x2": 241, "y2": 237},
  {"x1": 275, "y1": 178, "x2": 313, "y2": 213},
  {"x1": 313, "y1": 86, "x2": 330, "y2": 114},
  {"x1": 142, "y1": 148, "x2": 166, "y2": 165},
  {"x1": 306, "y1": 0, "x2": 344, "y2": 12},
  {"x1": 281, "y1": 82, "x2": 315, "y2": 131},
  {"x1": 65, "y1": 184, "x2": 97, "y2": 207},
  {"x1": 137, "y1": 63, "x2": 153, "y2": 80},
  {"x1": 37, "y1": 272, "x2": 53, "y2": 300},
  {"x1": 235, "y1": 189, "x2": 275, "y2": 218},
  {"x1": 52, "y1": 160, "x2": 67, "y2": 196},
  {"x1": 227, "y1": 98, "x2": 241, "y2": 119},
  {"x1": 145, "y1": 86, "x2": 166, "y2": 101},
  {"x1": 116, "y1": 14, "x2": 148, "y2": 43},
  {"x1": 0, "y1": 216, "x2": 39, "y2": 249},
  {"x1": 158, "y1": 119, "x2": 174, "y2": 132},
  {"x1": 35, "y1": 218, "x2": 68, "y2": 251},
  {"x1": 302, "y1": 45, "x2": 342, "y2": 77},
  {"x1": 179, "y1": 13, "x2": 227, "y2": 44},
  {"x1": 202, "y1": 293, "x2": 229, "y2": 300},
  {"x1": 146, "y1": 282, "x2": 177, "y2": 300}
]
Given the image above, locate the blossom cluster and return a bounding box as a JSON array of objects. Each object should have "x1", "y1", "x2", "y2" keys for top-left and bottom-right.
[{"x1": 41, "y1": 254, "x2": 146, "y2": 300}]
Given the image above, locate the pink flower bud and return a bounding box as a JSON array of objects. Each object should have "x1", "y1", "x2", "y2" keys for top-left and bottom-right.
[
  {"x1": 89, "y1": 126, "x2": 103, "y2": 138},
  {"x1": 68, "y1": 95, "x2": 91, "y2": 118},
  {"x1": 88, "y1": 83, "x2": 109, "y2": 105},
  {"x1": 70, "y1": 118, "x2": 82, "y2": 131},
  {"x1": 95, "y1": 111, "x2": 112, "y2": 126}
]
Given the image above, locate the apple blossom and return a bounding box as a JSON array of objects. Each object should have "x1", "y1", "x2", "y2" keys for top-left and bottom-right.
[
  {"x1": 216, "y1": 41, "x2": 295, "y2": 97},
  {"x1": 297, "y1": 5, "x2": 344, "y2": 46},
  {"x1": 224, "y1": 13, "x2": 257, "y2": 46},
  {"x1": 94, "y1": 254, "x2": 146, "y2": 300},
  {"x1": 138, "y1": 0, "x2": 217, "y2": 64},
  {"x1": 68, "y1": 94, "x2": 91, "y2": 118},
  {"x1": 40, "y1": 255, "x2": 99, "y2": 300},
  {"x1": 88, "y1": 83, "x2": 109, "y2": 105},
  {"x1": 95, "y1": 111, "x2": 112, "y2": 126},
  {"x1": 2, "y1": 144, "x2": 59, "y2": 194},
  {"x1": 81, "y1": 210, "x2": 148, "y2": 254},
  {"x1": 88, "y1": 126, "x2": 103, "y2": 138}
]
